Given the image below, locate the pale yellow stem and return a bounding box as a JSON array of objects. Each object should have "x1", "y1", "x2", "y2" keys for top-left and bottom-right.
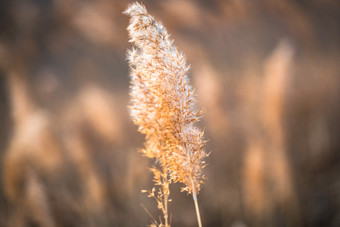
[
  {"x1": 163, "y1": 165, "x2": 169, "y2": 227},
  {"x1": 192, "y1": 182, "x2": 202, "y2": 227}
]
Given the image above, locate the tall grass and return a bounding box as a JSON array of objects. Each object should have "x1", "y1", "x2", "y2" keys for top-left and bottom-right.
[{"x1": 124, "y1": 2, "x2": 208, "y2": 226}]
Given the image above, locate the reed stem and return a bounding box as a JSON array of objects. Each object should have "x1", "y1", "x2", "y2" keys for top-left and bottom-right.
[
  {"x1": 192, "y1": 182, "x2": 202, "y2": 227},
  {"x1": 164, "y1": 193, "x2": 169, "y2": 227},
  {"x1": 163, "y1": 165, "x2": 169, "y2": 227}
]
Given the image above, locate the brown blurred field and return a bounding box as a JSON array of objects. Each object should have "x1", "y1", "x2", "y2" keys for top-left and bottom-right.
[{"x1": 0, "y1": 0, "x2": 340, "y2": 226}]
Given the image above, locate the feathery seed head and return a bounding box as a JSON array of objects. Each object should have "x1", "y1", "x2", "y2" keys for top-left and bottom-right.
[{"x1": 125, "y1": 2, "x2": 208, "y2": 194}]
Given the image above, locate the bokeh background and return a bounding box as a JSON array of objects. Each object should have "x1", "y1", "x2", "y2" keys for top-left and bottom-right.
[{"x1": 0, "y1": 0, "x2": 340, "y2": 226}]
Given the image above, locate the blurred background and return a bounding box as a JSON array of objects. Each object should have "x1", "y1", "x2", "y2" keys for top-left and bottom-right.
[{"x1": 0, "y1": 0, "x2": 340, "y2": 226}]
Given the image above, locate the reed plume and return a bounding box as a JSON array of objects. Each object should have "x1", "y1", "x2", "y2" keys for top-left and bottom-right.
[{"x1": 124, "y1": 2, "x2": 208, "y2": 226}]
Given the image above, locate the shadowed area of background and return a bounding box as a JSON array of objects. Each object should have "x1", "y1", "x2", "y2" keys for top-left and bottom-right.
[{"x1": 0, "y1": 0, "x2": 339, "y2": 226}]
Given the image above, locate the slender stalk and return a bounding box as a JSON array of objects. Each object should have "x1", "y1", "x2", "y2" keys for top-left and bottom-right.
[
  {"x1": 192, "y1": 182, "x2": 202, "y2": 227},
  {"x1": 192, "y1": 193, "x2": 202, "y2": 227},
  {"x1": 163, "y1": 165, "x2": 169, "y2": 227},
  {"x1": 164, "y1": 192, "x2": 169, "y2": 227}
]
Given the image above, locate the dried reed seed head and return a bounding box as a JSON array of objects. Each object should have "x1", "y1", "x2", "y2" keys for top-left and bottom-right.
[{"x1": 125, "y1": 2, "x2": 208, "y2": 194}]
